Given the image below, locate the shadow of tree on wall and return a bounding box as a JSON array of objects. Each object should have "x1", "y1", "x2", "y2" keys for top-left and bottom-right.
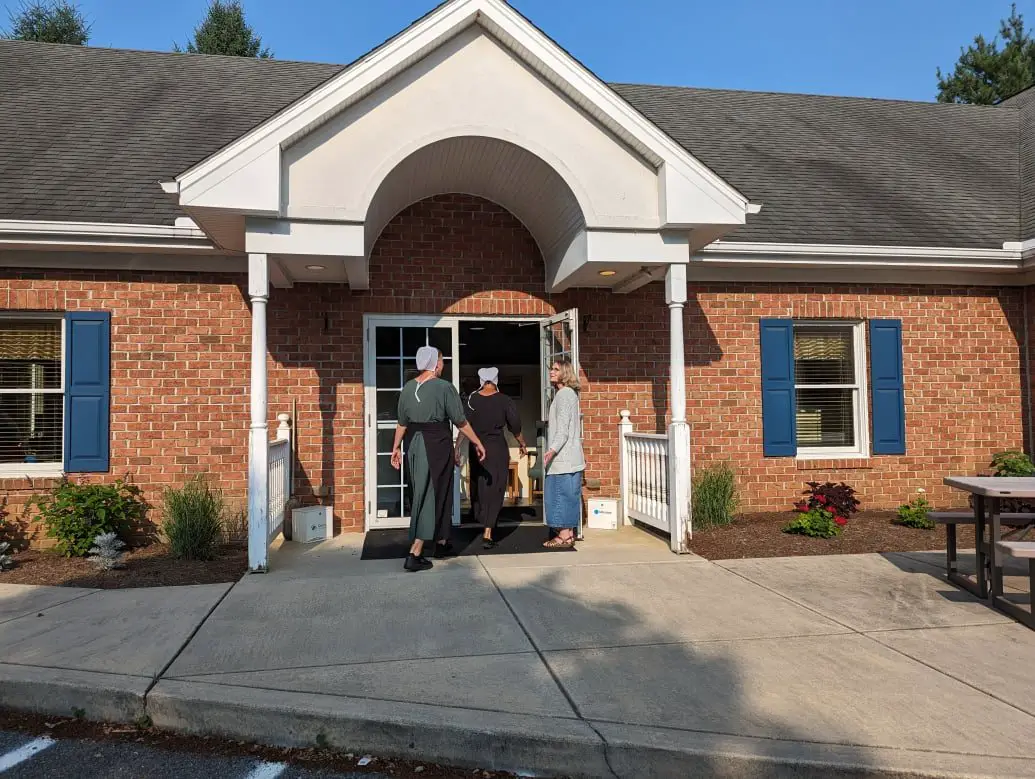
[{"x1": 560, "y1": 287, "x2": 721, "y2": 435}]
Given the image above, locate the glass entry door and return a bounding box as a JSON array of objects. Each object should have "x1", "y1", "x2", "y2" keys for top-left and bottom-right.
[{"x1": 365, "y1": 317, "x2": 459, "y2": 530}]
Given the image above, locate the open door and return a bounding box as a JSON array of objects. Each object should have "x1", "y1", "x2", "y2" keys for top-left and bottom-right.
[
  {"x1": 540, "y1": 309, "x2": 579, "y2": 417},
  {"x1": 540, "y1": 309, "x2": 582, "y2": 535},
  {"x1": 364, "y1": 317, "x2": 460, "y2": 531}
]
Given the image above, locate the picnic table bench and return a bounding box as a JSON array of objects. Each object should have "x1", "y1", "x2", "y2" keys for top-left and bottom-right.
[
  {"x1": 942, "y1": 477, "x2": 1035, "y2": 628},
  {"x1": 994, "y1": 541, "x2": 1035, "y2": 629},
  {"x1": 931, "y1": 511, "x2": 1035, "y2": 598}
]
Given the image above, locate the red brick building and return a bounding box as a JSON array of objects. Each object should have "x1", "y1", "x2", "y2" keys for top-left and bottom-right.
[{"x1": 2, "y1": 0, "x2": 1033, "y2": 565}]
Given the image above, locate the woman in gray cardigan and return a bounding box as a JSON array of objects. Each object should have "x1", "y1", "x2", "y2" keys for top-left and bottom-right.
[{"x1": 543, "y1": 358, "x2": 585, "y2": 547}]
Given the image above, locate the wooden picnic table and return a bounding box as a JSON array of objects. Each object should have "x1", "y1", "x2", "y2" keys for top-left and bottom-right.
[{"x1": 943, "y1": 477, "x2": 1035, "y2": 600}]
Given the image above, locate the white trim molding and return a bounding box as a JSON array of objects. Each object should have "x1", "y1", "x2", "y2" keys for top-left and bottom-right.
[
  {"x1": 1003, "y1": 237, "x2": 1035, "y2": 264},
  {"x1": 699, "y1": 240, "x2": 1022, "y2": 269},
  {"x1": 0, "y1": 219, "x2": 218, "y2": 254}
]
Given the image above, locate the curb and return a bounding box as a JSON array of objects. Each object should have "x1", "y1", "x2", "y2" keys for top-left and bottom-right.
[
  {"x1": 7, "y1": 670, "x2": 1035, "y2": 778},
  {"x1": 147, "y1": 679, "x2": 611, "y2": 778},
  {"x1": 0, "y1": 664, "x2": 147, "y2": 723}
]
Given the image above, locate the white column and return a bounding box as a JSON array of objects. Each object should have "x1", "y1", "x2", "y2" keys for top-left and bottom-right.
[
  {"x1": 618, "y1": 410, "x2": 634, "y2": 525},
  {"x1": 248, "y1": 253, "x2": 270, "y2": 572},
  {"x1": 665, "y1": 264, "x2": 691, "y2": 553}
]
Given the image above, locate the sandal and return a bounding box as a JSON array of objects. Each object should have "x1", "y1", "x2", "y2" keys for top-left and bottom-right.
[{"x1": 543, "y1": 536, "x2": 574, "y2": 548}]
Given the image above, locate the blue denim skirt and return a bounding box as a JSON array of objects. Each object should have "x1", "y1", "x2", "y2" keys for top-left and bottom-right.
[{"x1": 545, "y1": 471, "x2": 582, "y2": 529}]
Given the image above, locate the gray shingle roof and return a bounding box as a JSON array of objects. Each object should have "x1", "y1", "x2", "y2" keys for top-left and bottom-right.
[
  {"x1": 0, "y1": 40, "x2": 342, "y2": 225},
  {"x1": 612, "y1": 83, "x2": 1020, "y2": 248},
  {"x1": 0, "y1": 39, "x2": 1026, "y2": 249}
]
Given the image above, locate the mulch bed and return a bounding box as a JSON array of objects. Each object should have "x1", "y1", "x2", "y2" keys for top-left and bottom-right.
[
  {"x1": 0, "y1": 709, "x2": 511, "y2": 779},
  {"x1": 687, "y1": 510, "x2": 971, "y2": 561},
  {"x1": 1, "y1": 543, "x2": 247, "y2": 588}
]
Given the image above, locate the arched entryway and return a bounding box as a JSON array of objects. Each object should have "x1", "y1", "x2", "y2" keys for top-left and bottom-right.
[{"x1": 362, "y1": 193, "x2": 576, "y2": 533}]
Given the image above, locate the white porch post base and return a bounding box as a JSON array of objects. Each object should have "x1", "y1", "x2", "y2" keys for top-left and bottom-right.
[
  {"x1": 248, "y1": 427, "x2": 269, "y2": 571},
  {"x1": 666, "y1": 264, "x2": 691, "y2": 553},
  {"x1": 667, "y1": 421, "x2": 691, "y2": 552},
  {"x1": 247, "y1": 253, "x2": 270, "y2": 572}
]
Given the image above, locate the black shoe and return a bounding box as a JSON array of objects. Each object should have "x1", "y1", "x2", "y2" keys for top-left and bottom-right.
[
  {"x1": 435, "y1": 541, "x2": 456, "y2": 558},
  {"x1": 482, "y1": 538, "x2": 497, "y2": 550},
  {"x1": 404, "y1": 554, "x2": 433, "y2": 572}
]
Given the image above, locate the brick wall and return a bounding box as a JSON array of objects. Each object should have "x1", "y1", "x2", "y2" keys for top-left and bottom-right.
[
  {"x1": 0, "y1": 272, "x2": 252, "y2": 548},
  {"x1": 686, "y1": 286, "x2": 1026, "y2": 511},
  {"x1": 1, "y1": 194, "x2": 1028, "y2": 546}
]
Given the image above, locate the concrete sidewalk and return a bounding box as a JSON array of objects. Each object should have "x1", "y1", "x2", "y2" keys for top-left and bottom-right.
[{"x1": 2, "y1": 528, "x2": 1035, "y2": 778}]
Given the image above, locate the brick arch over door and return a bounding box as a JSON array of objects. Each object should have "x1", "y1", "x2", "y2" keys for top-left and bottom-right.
[{"x1": 365, "y1": 193, "x2": 556, "y2": 317}]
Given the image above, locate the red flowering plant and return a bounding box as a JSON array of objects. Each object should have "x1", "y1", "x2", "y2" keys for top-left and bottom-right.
[{"x1": 784, "y1": 481, "x2": 860, "y2": 538}]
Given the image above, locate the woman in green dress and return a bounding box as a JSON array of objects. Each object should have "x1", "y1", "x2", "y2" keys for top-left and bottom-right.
[{"x1": 391, "y1": 346, "x2": 486, "y2": 572}]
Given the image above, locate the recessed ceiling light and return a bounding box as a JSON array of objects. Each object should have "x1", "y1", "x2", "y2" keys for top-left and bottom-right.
[
  {"x1": 598, "y1": 269, "x2": 617, "y2": 277},
  {"x1": 306, "y1": 264, "x2": 326, "y2": 271}
]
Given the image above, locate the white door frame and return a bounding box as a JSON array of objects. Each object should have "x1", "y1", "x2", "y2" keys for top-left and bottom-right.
[{"x1": 363, "y1": 315, "x2": 460, "y2": 531}]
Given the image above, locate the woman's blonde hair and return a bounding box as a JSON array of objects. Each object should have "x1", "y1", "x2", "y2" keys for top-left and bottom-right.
[{"x1": 552, "y1": 358, "x2": 580, "y2": 392}]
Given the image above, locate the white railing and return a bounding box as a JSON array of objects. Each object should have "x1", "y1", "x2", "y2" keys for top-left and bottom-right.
[
  {"x1": 619, "y1": 411, "x2": 670, "y2": 533},
  {"x1": 267, "y1": 413, "x2": 292, "y2": 542}
]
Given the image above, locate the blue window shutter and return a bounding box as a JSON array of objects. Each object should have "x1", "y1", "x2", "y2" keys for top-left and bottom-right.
[
  {"x1": 869, "y1": 319, "x2": 906, "y2": 455},
  {"x1": 759, "y1": 318, "x2": 797, "y2": 456},
  {"x1": 64, "y1": 312, "x2": 111, "y2": 472}
]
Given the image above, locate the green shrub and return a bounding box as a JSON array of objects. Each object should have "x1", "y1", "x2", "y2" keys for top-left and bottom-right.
[
  {"x1": 220, "y1": 503, "x2": 248, "y2": 545},
  {"x1": 783, "y1": 507, "x2": 842, "y2": 538},
  {"x1": 692, "y1": 463, "x2": 738, "y2": 528},
  {"x1": 896, "y1": 490, "x2": 933, "y2": 530},
  {"x1": 31, "y1": 479, "x2": 146, "y2": 557},
  {"x1": 990, "y1": 450, "x2": 1035, "y2": 477},
  {"x1": 163, "y1": 476, "x2": 226, "y2": 560}
]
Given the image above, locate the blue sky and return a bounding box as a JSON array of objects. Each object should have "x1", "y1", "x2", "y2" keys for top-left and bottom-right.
[{"x1": 68, "y1": 0, "x2": 1035, "y2": 102}]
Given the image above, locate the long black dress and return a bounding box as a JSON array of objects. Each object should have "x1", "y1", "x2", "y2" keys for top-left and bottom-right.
[{"x1": 466, "y1": 391, "x2": 522, "y2": 530}]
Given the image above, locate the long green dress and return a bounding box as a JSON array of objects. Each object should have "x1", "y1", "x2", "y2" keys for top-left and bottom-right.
[{"x1": 397, "y1": 377, "x2": 466, "y2": 543}]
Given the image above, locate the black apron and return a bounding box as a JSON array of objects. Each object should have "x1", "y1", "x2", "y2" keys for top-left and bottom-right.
[{"x1": 404, "y1": 421, "x2": 455, "y2": 543}]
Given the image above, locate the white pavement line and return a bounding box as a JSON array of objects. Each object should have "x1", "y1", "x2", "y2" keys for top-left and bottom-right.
[
  {"x1": 0, "y1": 737, "x2": 55, "y2": 772},
  {"x1": 244, "y1": 761, "x2": 287, "y2": 779}
]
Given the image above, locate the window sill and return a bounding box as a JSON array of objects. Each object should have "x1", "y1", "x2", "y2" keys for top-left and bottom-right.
[
  {"x1": 796, "y1": 456, "x2": 872, "y2": 471},
  {"x1": 796, "y1": 450, "x2": 868, "y2": 461},
  {"x1": 0, "y1": 466, "x2": 65, "y2": 482}
]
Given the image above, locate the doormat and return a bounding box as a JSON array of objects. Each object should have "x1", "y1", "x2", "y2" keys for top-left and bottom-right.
[{"x1": 360, "y1": 525, "x2": 576, "y2": 560}]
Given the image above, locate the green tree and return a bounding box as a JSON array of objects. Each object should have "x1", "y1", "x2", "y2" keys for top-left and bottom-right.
[
  {"x1": 2, "y1": 0, "x2": 90, "y2": 44},
  {"x1": 175, "y1": 0, "x2": 271, "y2": 58},
  {"x1": 937, "y1": 4, "x2": 1035, "y2": 104}
]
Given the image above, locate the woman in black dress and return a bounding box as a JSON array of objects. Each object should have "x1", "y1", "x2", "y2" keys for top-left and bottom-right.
[{"x1": 457, "y1": 367, "x2": 527, "y2": 548}]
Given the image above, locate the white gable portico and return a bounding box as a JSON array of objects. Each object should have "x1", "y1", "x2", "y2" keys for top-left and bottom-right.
[
  {"x1": 161, "y1": 0, "x2": 758, "y2": 570},
  {"x1": 167, "y1": 0, "x2": 756, "y2": 293}
]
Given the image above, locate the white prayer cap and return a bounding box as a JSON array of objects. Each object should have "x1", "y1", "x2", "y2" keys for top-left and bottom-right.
[
  {"x1": 478, "y1": 367, "x2": 499, "y2": 387},
  {"x1": 415, "y1": 346, "x2": 440, "y2": 372}
]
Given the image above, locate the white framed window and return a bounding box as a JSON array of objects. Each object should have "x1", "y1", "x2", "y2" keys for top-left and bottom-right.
[
  {"x1": 793, "y1": 320, "x2": 868, "y2": 459},
  {"x1": 0, "y1": 315, "x2": 65, "y2": 475}
]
